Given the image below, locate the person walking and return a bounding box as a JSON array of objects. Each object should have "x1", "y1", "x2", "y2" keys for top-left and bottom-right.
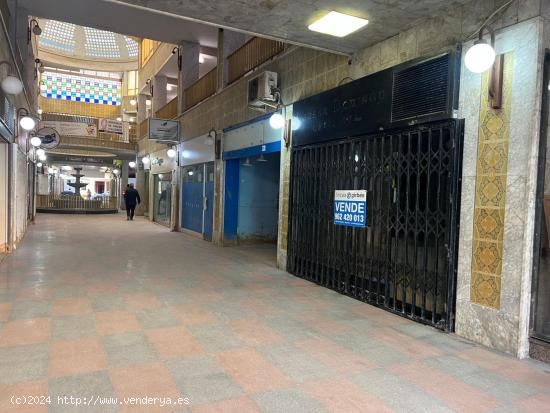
[{"x1": 124, "y1": 183, "x2": 141, "y2": 221}]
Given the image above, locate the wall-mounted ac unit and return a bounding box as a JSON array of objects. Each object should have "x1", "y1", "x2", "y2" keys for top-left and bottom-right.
[{"x1": 248, "y1": 71, "x2": 278, "y2": 108}]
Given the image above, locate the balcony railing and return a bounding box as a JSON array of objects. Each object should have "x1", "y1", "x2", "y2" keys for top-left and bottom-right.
[
  {"x1": 37, "y1": 194, "x2": 119, "y2": 213},
  {"x1": 227, "y1": 37, "x2": 285, "y2": 84},
  {"x1": 60, "y1": 136, "x2": 135, "y2": 151},
  {"x1": 155, "y1": 97, "x2": 178, "y2": 119},
  {"x1": 184, "y1": 68, "x2": 217, "y2": 110}
]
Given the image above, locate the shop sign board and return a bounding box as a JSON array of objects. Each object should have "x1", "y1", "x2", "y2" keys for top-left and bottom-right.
[
  {"x1": 334, "y1": 190, "x2": 367, "y2": 228},
  {"x1": 148, "y1": 118, "x2": 179, "y2": 142}
]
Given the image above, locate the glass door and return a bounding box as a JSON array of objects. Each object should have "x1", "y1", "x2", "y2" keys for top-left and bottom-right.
[{"x1": 153, "y1": 173, "x2": 172, "y2": 227}]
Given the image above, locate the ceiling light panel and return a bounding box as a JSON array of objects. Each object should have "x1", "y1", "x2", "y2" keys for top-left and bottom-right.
[{"x1": 308, "y1": 11, "x2": 368, "y2": 37}]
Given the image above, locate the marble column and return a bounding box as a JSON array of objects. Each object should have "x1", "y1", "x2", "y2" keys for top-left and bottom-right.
[
  {"x1": 178, "y1": 42, "x2": 200, "y2": 112},
  {"x1": 152, "y1": 75, "x2": 167, "y2": 116}
]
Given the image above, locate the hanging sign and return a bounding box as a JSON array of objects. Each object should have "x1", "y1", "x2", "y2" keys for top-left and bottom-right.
[
  {"x1": 99, "y1": 118, "x2": 123, "y2": 134},
  {"x1": 39, "y1": 121, "x2": 97, "y2": 138},
  {"x1": 334, "y1": 190, "x2": 367, "y2": 228},
  {"x1": 35, "y1": 127, "x2": 60, "y2": 149}
]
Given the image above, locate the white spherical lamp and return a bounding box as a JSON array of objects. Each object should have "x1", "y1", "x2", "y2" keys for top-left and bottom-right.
[
  {"x1": 39, "y1": 153, "x2": 47, "y2": 161},
  {"x1": 36, "y1": 148, "x2": 45, "y2": 157},
  {"x1": 167, "y1": 148, "x2": 177, "y2": 158},
  {"x1": 465, "y1": 40, "x2": 496, "y2": 74},
  {"x1": 269, "y1": 112, "x2": 285, "y2": 129},
  {"x1": 30, "y1": 136, "x2": 42, "y2": 147},
  {"x1": 19, "y1": 116, "x2": 36, "y2": 131},
  {"x1": 1, "y1": 75, "x2": 23, "y2": 95},
  {"x1": 129, "y1": 161, "x2": 136, "y2": 168},
  {"x1": 142, "y1": 155, "x2": 150, "y2": 164},
  {"x1": 37, "y1": 162, "x2": 42, "y2": 167}
]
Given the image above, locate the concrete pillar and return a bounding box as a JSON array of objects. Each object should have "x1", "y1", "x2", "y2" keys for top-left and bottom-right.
[
  {"x1": 137, "y1": 93, "x2": 147, "y2": 123},
  {"x1": 221, "y1": 30, "x2": 249, "y2": 87},
  {"x1": 119, "y1": 161, "x2": 129, "y2": 210},
  {"x1": 178, "y1": 42, "x2": 200, "y2": 112},
  {"x1": 152, "y1": 75, "x2": 167, "y2": 116}
]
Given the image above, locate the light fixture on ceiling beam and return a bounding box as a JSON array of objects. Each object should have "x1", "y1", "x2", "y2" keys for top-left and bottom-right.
[
  {"x1": 172, "y1": 46, "x2": 182, "y2": 71},
  {"x1": 465, "y1": 25, "x2": 496, "y2": 73},
  {"x1": 0, "y1": 61, "x2": 23, "y2": 95},
  {"x1": 308, "y1": 11, "x2": 368, "y2": 38}
]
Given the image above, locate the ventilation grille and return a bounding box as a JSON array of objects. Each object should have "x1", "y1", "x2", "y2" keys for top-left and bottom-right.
[{"x1": 391, "y1": 54, "x2": 450, "y2": 122}]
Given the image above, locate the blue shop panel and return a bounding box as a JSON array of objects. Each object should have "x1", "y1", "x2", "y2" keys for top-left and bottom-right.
[{"x1": 223, "y1": 159, "x2": 239, "y2": 240}]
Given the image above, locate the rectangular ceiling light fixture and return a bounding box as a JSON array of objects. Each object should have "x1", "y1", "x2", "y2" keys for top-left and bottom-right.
[{"x1": 308, "y1": 11, "x2": 368, "y2": 37}]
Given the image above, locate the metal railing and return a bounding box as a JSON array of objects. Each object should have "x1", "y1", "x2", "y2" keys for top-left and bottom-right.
[
  {"x1": 227, "y1": 37, "x2": 285, "y2": 84},
  {"x1": 155, "y1": 96, "x2": 178, "y2": 119},
  {"x1": 37, "y1": 194, "x2": 119, "y2": 211},
  {"x1": 184, "y1": 67, "x2": 217, "y2": 110}
]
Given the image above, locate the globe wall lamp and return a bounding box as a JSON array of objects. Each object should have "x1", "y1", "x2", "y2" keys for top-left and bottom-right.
[
  {"x1": 128, "y1": 161, "x2": 136, "y2": 168},
  {"x1": 30, "y1": 135, "x2": 42, "y2": 147},
  {"x1": 465, "y1": 25, "x2": 496, "y2": 74},
  {"x1": 167, "y1": 147, "x2": 177, "y2": 158},
  {"x1": 205, "y1": 128, "x2": 216, "y2": 146},
  {"x1": 27, "y1": 18, "x2": 42, "y2": 44},
  {"x1": 17, "y1": 108, "x2": 39, "y2": 131},
  {"x1": 142, "y1": 155, "x2": 150, "y2": 164},
  {"x1": 268, "y1": 87, "x2": 285, "y2": 130},
  {"x1": 0, "y1": 61, "x2": 23, "y2": 95}
]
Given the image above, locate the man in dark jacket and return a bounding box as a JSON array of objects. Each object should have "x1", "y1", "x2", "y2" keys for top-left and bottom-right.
[{"x1": 124, "y1": 183, "x2": 141, "y2": 221}]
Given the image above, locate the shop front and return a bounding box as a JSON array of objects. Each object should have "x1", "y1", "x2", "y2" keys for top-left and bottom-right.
[{"x1": 179, "y1": 133, "x2": 215, "y2": 240}]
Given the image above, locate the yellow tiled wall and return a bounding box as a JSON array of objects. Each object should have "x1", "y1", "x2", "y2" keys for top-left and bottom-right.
[{"x1": 39, "y1": 96, "x2": 121, "y2": 118}]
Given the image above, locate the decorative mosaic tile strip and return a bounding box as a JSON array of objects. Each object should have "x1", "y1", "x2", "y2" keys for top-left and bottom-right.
[
  {"x1": 40, "y1": 71, "x2": 121, "y2": 106},
  {"x1": 470, "y1": 52, "x2": 514, "y2": 310}
]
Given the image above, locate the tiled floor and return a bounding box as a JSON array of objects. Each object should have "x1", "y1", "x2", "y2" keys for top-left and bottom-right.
[{"x1": 0, "y1": 214, "x2": 549, "y2": 412}]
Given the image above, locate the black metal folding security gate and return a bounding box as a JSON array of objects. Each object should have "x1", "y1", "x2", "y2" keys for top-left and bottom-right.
[{"x1": 287, "y1": 120, "x2": 463, "y2": 331}]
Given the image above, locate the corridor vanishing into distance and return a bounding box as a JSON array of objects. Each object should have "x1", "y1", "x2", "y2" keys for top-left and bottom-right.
[{"x1": 0, "y1": 215, "x2": 548, "y2": 412}]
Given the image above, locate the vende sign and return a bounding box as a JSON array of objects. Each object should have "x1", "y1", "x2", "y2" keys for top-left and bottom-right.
[{"x1": 334, "y1": 190, "x2": 367, "y2": 228}]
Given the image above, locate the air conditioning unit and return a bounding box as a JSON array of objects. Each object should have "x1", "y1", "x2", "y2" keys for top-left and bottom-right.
[{"x1": 248, "y1": 71, "x2": 278, "y2": 108}]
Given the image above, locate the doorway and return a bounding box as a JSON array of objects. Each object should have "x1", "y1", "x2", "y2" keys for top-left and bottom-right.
[
  {"x1": 153, "y1": 172, "x2": 172, "y2": 227},
  {"x1": 181, "y1": 162, "x2": 214, "y2": 240}
]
